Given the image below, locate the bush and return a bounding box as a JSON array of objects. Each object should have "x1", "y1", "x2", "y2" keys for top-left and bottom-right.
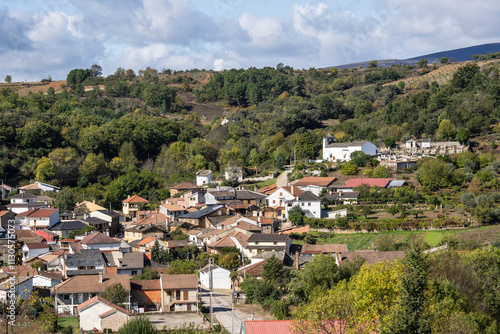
[
  {"x1": 116, "y1": 316, "x2": 158, "y2": 334},
  {"x1": 59, "y1": 325, "x2": 73, "y2": 334}
]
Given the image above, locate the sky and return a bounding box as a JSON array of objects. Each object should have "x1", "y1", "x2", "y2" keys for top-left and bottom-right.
[{"x1": 1, "y1": 0, "x2": 500, "y2": 82}]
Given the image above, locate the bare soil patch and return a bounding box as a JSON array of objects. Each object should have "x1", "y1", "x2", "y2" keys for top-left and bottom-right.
[{"x1": 177, "y1": 91, "x2": 227, "y2": 124}]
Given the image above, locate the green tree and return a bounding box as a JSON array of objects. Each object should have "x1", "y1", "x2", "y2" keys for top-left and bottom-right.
[
  {"x1": 116, "y1": 316, "x2": 159, "y2": 334},
  {"x1": 372, "y1": 165, "x2": 391, "y2": 178},
  {"x1": 301, "y1": 254, "x2": 341, "y2": 300},
  {"x1": 439, "y1": 57, "x2": 448, "y2": 64},
  {"x1": 437, "y1": 119, "x2": 456, "y2": 140},
  {"x1": 417, "y1": 58, "x2": 428, "y2": 68},
  {"x1": 383, "y1": 244, "x2": 430, "y2": 334},
  {"x1": 288, "y1": 205, "x2": 305, "y2": 225},
  {"x1": 296, "y1": 132, "x2": 316, "y2": 160},
  {"x1": 55, "y1": 187, "x2": 76, "y2": 212},
  {"x1": 455, "y1": 128, "x2": 470, "y2": 145},
  {"x1": 417, "y1": 158, "x2": 450, "y2": 191},
  {"x1": 369, "y1": 60, "x2": 378, "y2": 68},
  {"x1": 90, "y1": 64, "x2": 103, "y2": 77},
  {"x1": 100, "y1": 283, "x2": 128, "y2": 305},
  {"x1": 48, "y1": 147, "x2": 82, "y2": 186},
  {"x1": 360, "y1": 205, "x2": 373, "y2": 219},
  {"x1": 118, "y1": 141, "x2": 138, "y2": 170},
  {"x1": 341, "y1": 162, "x2": 359, "y2": 175},
  {"x1": 350, "y1": 151, "x2": 377, "y2": 167},
  {"x1": 81, "y1": 153, "x2": 107, "y2": 183},
  {"x1": 4, "y1": 75, "x2": 12, "y2": 83},
  {"x1": 34, "y1": 157, "x2": 56, "y2": 183},
  {"x1": 262, "y1": 254, "x2": 287, "y2": 287},
  {"x1": 219, "y1": 252, "x2": 241, "y2": 270}
]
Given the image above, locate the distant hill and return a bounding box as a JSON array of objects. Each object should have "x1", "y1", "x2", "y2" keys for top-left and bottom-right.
[{"x1": 331, "y1": 43, "x2": 500, "y2": 69}]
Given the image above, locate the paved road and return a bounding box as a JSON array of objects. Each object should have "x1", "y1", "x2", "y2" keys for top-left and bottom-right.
[{"x1": 200, "y1": 289, "x2": 268, "y2": 334}]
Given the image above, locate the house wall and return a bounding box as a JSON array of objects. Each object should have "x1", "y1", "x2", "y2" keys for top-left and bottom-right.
[
  {"x1": 162, "y1": 288, "x2": 197, "y2": 312},
  {"x1": 285, "y1": 200, "x2": 321, "y2": 219},
  {"x1": 79, "y1": 303, "x2": 113, "y2": 331},
  {"x1": 296, "y1": 185, "x2": 324, "y2": 197},
  {"x1": 266, "y1": 189, "x2": 295, "y2": 207},
  {"x1": 323, "y1": 142, "x2": 380, "y2": 162},
  {"x1": 83, "y1": 243, "x2": 121, "y2": 251},
  {"x1": 196, "y1": 175, "x2": 211, "y2": 186},
  {"x1": 23, "y1": 247, "x2": 50, "y2": 261},
  {"x1": 200, "y1": 268, "x2": 231, "y2": 289},
  {"x1": 33, "y1": 276, "x2": 60, "y2": 288},
  {"x1": 101, "y1": 311, "x2": 130, "y2": 332}
]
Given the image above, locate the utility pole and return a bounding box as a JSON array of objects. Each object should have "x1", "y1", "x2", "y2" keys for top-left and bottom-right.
[
  {"x1": 232, "y1": 296, "x2": 234, "y2": 334},
  {"x1": 209, "y1": 257, "x2": 213, "y2": 329}
]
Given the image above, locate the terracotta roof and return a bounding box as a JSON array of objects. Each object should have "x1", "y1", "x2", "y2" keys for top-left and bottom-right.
[
  {"x1": 74, "y1": 201, "x2": 106, "y2": 213},
  {"x1": 170, "y1": 182, "x2": 201, "y2": 190},
  {"x1": 137, "y1": 236, "x2": 156, "y2": 246},
  {"x1": 15, "y1": 230, "x2": 45, "y2": 243},
  {"x1": 24, "y1": 242, "x2": 49, "y2": 249},
  {"x1": 0, "y1": 210, "x2": 12, "y2": 217},
  {"x1": 76, "y1": 296, "x2": 132, "y2": 316},
  {"x1": 161, "y1": 204, "x2": 186, "y2": 211},
  {"x1": 122, "y1": 195, "x2": 149, "y2": 204},
  {"x1": 237, "y1": 260, "x2": 266, "y2": 276},
  {"x1": 17, "y1": 208, "x2": 58, "y2": 218},
  {"x1": 80, "y1": 232, "x2": 120, "y2": 245},
  {"x1": 246, "y1": 217, "x2": 275, "y2": 225},
  {"x1": 52, "y1": 274, "x2": 131, "y2": 294},
  {"x1": 343, "y1": 178, "x2": 392, "y2": 189},
  {"x1": 275, "y1": 186, "x2": 303, "y2": 197},
  {"x1": 301, "y1": 244, "x2": 347, "y2": 254},
  {"x1": 161, "y1": 274, "x2": 197, "y2": 290},
  {"x1": 134, "y1": 212, "x2": 167, "y2": 225},
  {"x1": 235, "y1": 221, "x2": 262, "y2": 232},
  {"x1": 294, "y1": 176, "x2": 337, "y2": 187},
  {"x1": 130, "y1": 279, "x2": 161, "y2": 291},
  {"x1": 258, "y1": 184, "x2": 277, "y2": 194},
  {"x1": 207, "y1": 231, "x2": 250, "y2": 248}
]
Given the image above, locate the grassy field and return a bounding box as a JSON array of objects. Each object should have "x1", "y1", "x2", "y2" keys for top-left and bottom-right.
[
  {"x1": 58, "y1": 317, "x2": 79, "y2": 333},
  {"x1": 310, "y1": 225, "x2": 500, "y2": 251}
]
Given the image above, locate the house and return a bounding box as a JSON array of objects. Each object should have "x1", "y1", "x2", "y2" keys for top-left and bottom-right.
[
  {"x1": 134, "y1": 236, "x2": 157, "y2": 252},
  {"x1": 422, "y1": 139, "x2": 431, "y2": 148},
  {"x1": 236, "y1": 190, "x2": 267, "y2": 206},
  {"x1": 169, "y1": 182, "x2": 202, "y2": 196},
  {"x1": 32, "y1": 271, "x2": 63, "y2": 289},
  {"x1": 236, "y1": 259, "x2": 266, "y2": 282},
  {"x1": 15, "y1": 229, "x2": 45, "y2": 244},
  {"x1": 15, "y1": 208, "x2": 59, "y2": 231},
  {"x1": 39, "y1": 250, "x2": 67, "y2": 271},
  {"x1": 52, "y1": 273, "x2": 131, "y2": 314},
  {"x1": 78, "y1": 210, "x2": 120, "y2": 237},
  {"x1": 205, "y1": 190, "x2": 237, "y2": 205},
  {"x1": 122, "y1": 195, "x2": 149, "y2": 220},
  {"x1": 34, "y1": 228, "x2": 58, "y2": 242},
  {"x1": 103, "y1": 251, "x2": 144, "y2": 276},
  {"x1": 225, "y1": 166, "x2": 244, "y2": 182},
  {"x1": 284, "y1": 191, "x2": 322, "y2": 219},
  {"x1": 133, "y1": 212, "x2": 168, "y2": 226},
  {"x1": 49, "y1": 220, "x2": 89, "y2": 238},
  {"x1": 301, "y1": 244, "x2": 348, "y2": 256},
  {"x1": 22, "y1": 242, "x2": 50, "y2": 262},
  {"x1": 406, "y1": 139, "x2": 418, "y2": 149},
  {"x1": 266, "y1": 186, "x2": 303, "y2": 208},
  {"x1": 130, "y1": 279, "x2": 162, "y2": 312},
  {"x1": 7, "y1": 192, "x2": 50, "y2": 214},
  {"x1": 196, "y1": 170, "x2": 212, "y2": 186},
  {"x1": 124, "y1": 224, "x2": 168, "y2": 242},
  {"x1": 161, "y1": 274, "x2": 198, "y2": 312},
  {"x1": 74, "y1": 201, "x2": 106, "y2": 216},
  {"x1": 0, "y1": 276, "x2": 33, "y2": 301},
  {"x1": 70, "y1": 232, "x2": 122, "y2": 254},
  {"x1": 199, "y1": 264, "x2": 232, "y2": 289},
  {"x1": 0, "y1": 210, "x2": 16, "y2": 238},
  {"x1": 177, "y1": 205, "x2": 228, "y2": 228},
  {"x1": 77, "y1": 296, "x2": 132, "y2": 332},
  {"x1": 62, "y1": 249, "x2": 105, "y2": 277},
  {"x1": 258, "y1": 184, "x2": 277, "y2": 195},
  {"x1": 293, "y1": 176, "x2": 337, "y2": 196},
  {"x1": 19, "y1": 181, "x2": 60, "y2": 194},
  {"x1": 246, "y1": 234, "x2": 292, "y2": 257},
  {"x1": 160, "y1": 204, "x2": 187, "y2": 222},
  {"x1": 341, "y1": 178, "x2": 392, "y2": 192},
  {"x1": 326, "y1": 208, "x2": 348, "y2": 219},
  {"x1": 207, "y1": 231, "x2": 251, "y2": 257},
  {"x1": 322, "y1": 135, "x2": 380, "y2": 162}
]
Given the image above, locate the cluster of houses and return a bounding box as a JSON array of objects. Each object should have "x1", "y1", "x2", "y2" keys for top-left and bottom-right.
[{"x1": 0, "y1": 143, "x2": 412, "y2": 331}]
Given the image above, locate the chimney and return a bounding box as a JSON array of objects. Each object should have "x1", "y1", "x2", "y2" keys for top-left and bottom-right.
[
  {"x1": 99, "y1": 272, "x2": 103, "y2": 283},
  {"x1": 295, "y1": 252, "x2": 299, "y2": 270}
]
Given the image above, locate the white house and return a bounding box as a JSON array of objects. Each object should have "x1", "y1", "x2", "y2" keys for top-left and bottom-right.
[
  {"x1": 327, "y1": 208, "x2": 348, "y2": 219},
  {"x1": 19, "y1": 181, "x2": 60, "y2": 193},
  {"x1": 322, "y1": 135, "x2": 380, "y2": 162},
  {"x1": 225, "y1": 166, "x2": 244, "y2": 182},
  {"x1": 422, "y1": 139, "x2": 431, "y2": 148},
  {"x1": 15, "y1": 208, "x2": 59, "y2": 230},
  {"x1": 266, "y1": 186, "x2": 303, "y2": 208},
  {"x1": 77, "y1": 296, "x2": 131, "y2": 332},
  {"x1": 196, "y1": 170, "x2": 212, "y2": 186},
  {"x1": 406, "y1": 139, "x2": 417, "y2": 149},
  {"x1": 245, "y1": 234, "x2": 292, "y2": 257},
  {"x1": 199, "y1": 264, "x2": 232, "y2": 290},
  {"x1": 70, "y1": 232, "x2": 122, "y2": 254},
  {"x1": 205, "y1": 190, "x2": 236, "y2": 205},
  {"x1": 22, "y1": 242, "x2": 50, "y2": 261},
  {"x1": 159, "y1": 203, "x2": 186, "y2": 222},
  {"x1": 33, "y1": 272, "x2": 63, "y2": 288},
  {"x1": 284, "y1": 191, "x2": 322, "y2": 219}
]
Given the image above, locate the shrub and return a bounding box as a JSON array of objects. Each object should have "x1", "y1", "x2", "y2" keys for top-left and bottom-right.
[{"x1": 116, "y1": 316, "x2": 158, "y2": 334}]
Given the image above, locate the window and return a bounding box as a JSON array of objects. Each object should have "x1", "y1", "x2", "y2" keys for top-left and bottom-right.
[
  {"x1": 131, "y1": 270, "x2": 137, "y2": 275},
  {"x1": 301, "y1": 203, "x2": 304, "y2": 206},
  {"x1": 272, "y1": 200, "x2": 276, "y2": 204},
  {"x1": 308, "y1": 203, "x2": 311, "y2": 206}
]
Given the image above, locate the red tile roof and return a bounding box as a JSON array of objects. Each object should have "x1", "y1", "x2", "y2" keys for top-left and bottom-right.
[
  {"x1": 24, "y1": 242, "x2": 49, "y2": 249},
  {"x1": 80, "y1": 232, "x2": 120, "y2": 245},
  {"x1": 170, "y1": 182, "x2": 201, "y2": 190},
  {"x1": 242, "y1": 320, "x2": 293, "y2": 334},
  {"x1": 76, "y1": 295, "x2": 132, "y2": 316},
  {"x1": 137, "y1": 236, "x2": 156, "y2": 246},
  {"x1": 122, "y1": 195, "x2": 149, "y2": 203},
  {"x1": 258, "y1": 184, "x2": 277, "y2": 194},
  {"x1": 161, "y1": 274, "x2": 197, "y2": 290},
  {"x1": 343, "y1": 178, "x2": 391, "y2": 189}
]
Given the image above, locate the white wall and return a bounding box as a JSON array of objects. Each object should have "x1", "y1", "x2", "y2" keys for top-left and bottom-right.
[
  {"x1": 79, "y1": 302, "x2": 113, "y2": 331},
  {"x1": 200, "y1": 267, "x2": 231, "y2": 289},
  {"x1": 266, "y1": 188, "x2": 295, "y2": 207}
]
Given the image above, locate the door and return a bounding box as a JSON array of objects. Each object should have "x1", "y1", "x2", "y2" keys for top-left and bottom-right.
[
  {"x1": 176, "y1": 291, "x2": 180, "y2": 300},
  {"x1": 187, "y1": 303, "x2": 191, "y2": 311},
  {"x1": 183, "y1": 291, "x2": 188, "y2": 300}
]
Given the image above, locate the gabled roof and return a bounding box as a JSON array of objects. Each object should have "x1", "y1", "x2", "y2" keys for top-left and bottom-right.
[
  {"x1": 137, "y1": 236, "x2": 156, "y2": 246},
  {"x1": 134, "y1": 212, "x2": 167, "y2": 225},
  {"x1": 170, "y1": 182, "x2": 201, "y2": 190},
  {"x1": 17, "y1": 208, "x2": 58, "y2": 218},
  {"x1": 247, "y1": 234, "x2": 289, "y2": 243},
  {"x1": 324, "y1": 140, "x2": 370, "y2": 148},
  {"x1": 161, "y1": 204, "x2": 186, "y2": 211},
  {"x1": 24, "y1": 242, "x2": 49, "y2": 249},
  {"x1": 343, "y1": 178, "x2": 391, "y2": 189},
  {"x1": 178, "y1": 205, "x2": 224, "y2": 219},
  {"x1": 130, "y1": 279, "x2": 161, "y2": 291},
  {"x1": 74, "y1": 201, "x2": 106, "y2": 213},
  {"x1": 76, "y1": 295, "x2": 132, "y2": 316},
  {"x1": 52, "y1": 274, "x2": 131, "y2": 294},
  {"x1": 0, "y1": 210, "x2": 14, "y2": 217},
  {"x1": 294, "y1": 176, "x2": 337, "y2": 187},
  {"x1": 258, "y1": 184, "x2": 277, "y2": 195},
  {"x1": 64, "y1": 249, "x2": 104, "y2": 267},
  {"x1": 272, "y1": 186, "x2": 303, "y2": 197},
  {"x1": 236, "y1": 190, "x2": 267, "y2": 200},
  {"x1": 50, "y1": 220, "x2": 88, "y2": 231},
  {"x1": 196, "y1": 170, "x2": 212, "y2": 176},
  {"x1": 80, "y1": 232, "x2": 120, "y2": 245},
  {"x1": 15, "y1": 229, "x2": 45, "y2": 243},
  {"x1": 19, "y1": 181, "x2": 60, "y2": 191},
  {"x1": 237, "y1": 260, "x2": 266, "y2": 276},
  {"x1": 161, "y1": 274, "x2": 197, "y2": 290},
  {"x1": 208, "y1": 190, "x2": 235, "y2": 198},
  {"x1": 207, "y1": 231, "x2": 250, "y2": 248},
  {"x1": 10, "y1": 192, "x2": 37, "y2": 199},
  {"x1": 122, "y1": 195, "x2": 149, "y2": 204},
  {"x1": 296, "y1": 191, "x2": 321, "y2": 202}
]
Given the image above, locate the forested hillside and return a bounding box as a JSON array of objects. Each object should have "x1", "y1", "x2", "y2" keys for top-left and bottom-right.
[{"x1": 1, "y1": 58, "x2": 500, "y2": 210}]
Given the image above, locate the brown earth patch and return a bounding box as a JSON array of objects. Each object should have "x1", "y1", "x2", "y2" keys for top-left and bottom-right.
[
  {"x1": 15, "y1": 80, "x2": 67, "y2": 95},
  {"x1": 177, "y1": 91, "x2": 227, "y2": 124}
]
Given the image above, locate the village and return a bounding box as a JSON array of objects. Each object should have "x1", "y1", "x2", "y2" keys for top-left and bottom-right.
[{"x1": 0, "y1": 134, "x2": 469, "y2": 333}]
